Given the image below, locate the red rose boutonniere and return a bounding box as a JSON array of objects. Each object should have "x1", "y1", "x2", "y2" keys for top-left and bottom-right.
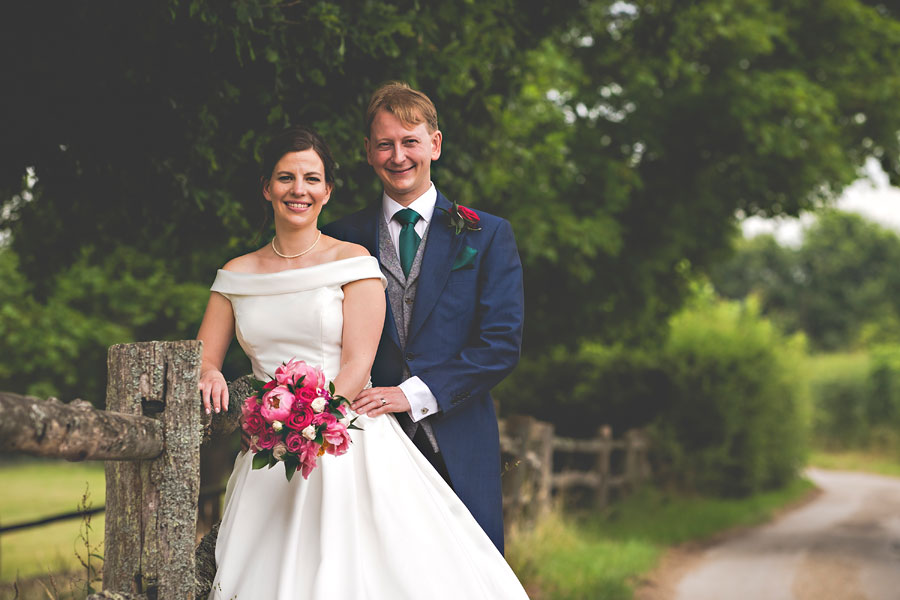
[{"x1": 439, "y1": 202, "x2": 482, "y2": 235}]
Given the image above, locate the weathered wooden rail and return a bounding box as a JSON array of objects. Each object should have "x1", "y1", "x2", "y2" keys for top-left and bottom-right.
[
  {"x1": 499, "y1": 417, "x2": 651, "y2": 534},
  {"x1": 1, "y1": 340, "x2": 650, "y2": 598}
]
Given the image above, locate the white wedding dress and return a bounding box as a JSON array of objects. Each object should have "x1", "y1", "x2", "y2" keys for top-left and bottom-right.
[{"x1": 208, "y1": 256, "x2": 529, "y2": 600}]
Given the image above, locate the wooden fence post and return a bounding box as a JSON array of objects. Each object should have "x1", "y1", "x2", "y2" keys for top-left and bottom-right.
[
  {"x1": 103, "y1": 341, "x2": 202, "y2": 600},
  {"x1": 594, "y1": 425, "x2": 613, "y2": 508},
  {"x1": 501, "y1": 415, "x2": 554, "y2": 534}
]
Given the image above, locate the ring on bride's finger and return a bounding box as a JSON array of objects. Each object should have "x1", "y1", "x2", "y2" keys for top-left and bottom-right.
[{"x1": 380, "y1": 398, "x2": 387, "y2": 406}]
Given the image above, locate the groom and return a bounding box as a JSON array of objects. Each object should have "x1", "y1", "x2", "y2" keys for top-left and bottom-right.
[{"x1": 323, "y1": 82, "x2": 524, "y2": 553}]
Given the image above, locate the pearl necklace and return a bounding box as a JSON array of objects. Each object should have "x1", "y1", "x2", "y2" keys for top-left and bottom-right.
[{"x1": 271, "y1": 230, "x2": 322, "y2": 258}]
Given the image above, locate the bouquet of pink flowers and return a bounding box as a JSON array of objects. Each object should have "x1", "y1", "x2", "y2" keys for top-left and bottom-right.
[{"x1": 242, "y1": 359, "x2": 359, "y2": 481}]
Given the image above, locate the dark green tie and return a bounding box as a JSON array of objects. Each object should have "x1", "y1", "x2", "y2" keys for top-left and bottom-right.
[{"x1": 394, "y1": 208, "x2": 421, "y2": 278}]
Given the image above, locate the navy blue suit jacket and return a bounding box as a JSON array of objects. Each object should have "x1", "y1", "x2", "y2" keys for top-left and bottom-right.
[{"x1": 322, "y1": 190, "x2": 524, "y2": 552}]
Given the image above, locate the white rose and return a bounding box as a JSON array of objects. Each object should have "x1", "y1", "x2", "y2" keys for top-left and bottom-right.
[
  {"x1": 339, "y1": 415, "x2": 351, "y2": 426},
  {"x1": 272, "y1": 420, "x2": 283, "y2": 432},
  {"x1": 302, "y1": 425, "x2": 317, "y2": 440},
  {"x1": 311, "y1": 397, "x2": 328, "y2": 413},
  {"x1": 272, "y1": 442, "x2": 287, "y2": 461}
]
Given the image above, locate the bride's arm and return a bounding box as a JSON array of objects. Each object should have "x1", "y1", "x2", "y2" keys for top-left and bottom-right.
[
  {"x1": 333, "y1": 278, "x2": 385, "y2": 401},
  {"x1": 197, "y1": 291, "x2": 236, "y2": 414}
]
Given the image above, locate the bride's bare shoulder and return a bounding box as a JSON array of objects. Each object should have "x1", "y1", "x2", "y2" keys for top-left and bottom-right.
[
  {"x1": 321, "y1": 236, "x2": 370, "y2": 261},
  {"x1": 221, "y1": 247, "x2": 268, "y2": 272}
]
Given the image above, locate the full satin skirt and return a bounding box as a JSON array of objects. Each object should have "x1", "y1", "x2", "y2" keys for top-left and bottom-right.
[{"x1": 209, "y1": 412, "x2": 529, "y2": 600}]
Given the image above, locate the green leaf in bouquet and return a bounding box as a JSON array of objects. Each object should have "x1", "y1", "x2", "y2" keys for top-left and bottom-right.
[
  {"x1": 268, "y1": 454, "x2": 278, "y2": 468},
  {"x1": 329, "y1": 381, "x2": 335, "y2": 395},
  {"x1": 252, "y1": 451, "x2": 271, "y2": 470},
  {"x1": 284, "y1": 457, "x2": 298, "y2": 482},
  {"x1": 249, "y1": 377, "x2": 266, "y2": 394}
]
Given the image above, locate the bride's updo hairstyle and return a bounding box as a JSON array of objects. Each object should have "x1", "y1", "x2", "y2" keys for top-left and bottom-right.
[{"x1": 255, "y1": 125, "x2": 337, "y2": 239}]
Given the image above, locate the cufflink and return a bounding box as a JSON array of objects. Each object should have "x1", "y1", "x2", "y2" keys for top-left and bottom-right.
[{"x1": 421, "y1": 408, "x2": 428, "y2": 415}]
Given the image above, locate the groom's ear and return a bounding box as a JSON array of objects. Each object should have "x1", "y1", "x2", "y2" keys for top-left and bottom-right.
[
  {"x1": 364, "y1": 137, "x2": 374, "y2": 166},
  {"x1": 430, "y1": 129, "x2": 442, "y2": 161}
]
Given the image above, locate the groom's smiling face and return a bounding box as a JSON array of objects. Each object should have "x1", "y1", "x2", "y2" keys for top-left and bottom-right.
[{"x1": 365, "y1": 109, "x2": 442, "y2": 206}]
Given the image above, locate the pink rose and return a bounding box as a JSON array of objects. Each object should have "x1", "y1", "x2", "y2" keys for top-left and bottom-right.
[
  {"x1": 257, "y1": 429, "x2": 278, "y2": 450},
  {"x1": 275, "y1": 359, "x2": 325, "y2": 389},
  {"x1": 242, "y1": 412, "x2": 265, "y2": 435},
  {"x1": 294, "y1": 386, "x2": 317, "y2": 404},
  {"x1": 285, "y1": 431, "x2": 304, "y2": 453},
  {"x1": 285, "y1": 404, "x2": 314, "y2": 431},
  {"x1": 323, "y1": 423, "x2": 351, "y2": 456},
  {"x1": 260, "y1": 385, "x2": 294, "y2": 423}
]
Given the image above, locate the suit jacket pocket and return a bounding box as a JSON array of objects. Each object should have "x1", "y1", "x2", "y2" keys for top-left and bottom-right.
[{"x1": 451, "y1": 245, "x2": 478, "y2": 271}]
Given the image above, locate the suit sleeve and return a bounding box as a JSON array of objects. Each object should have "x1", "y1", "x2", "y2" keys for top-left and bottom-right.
[{"x1": 417, "y1": 219, "x2": 524, "y2": 413}]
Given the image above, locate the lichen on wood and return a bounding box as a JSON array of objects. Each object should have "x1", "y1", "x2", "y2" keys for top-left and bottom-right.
[
  {"x1": 103, "y1": 340, "x2": 202, "y2": 600},
  {"x1": 0, "y1": 392, "x2": 164, "y2": 461}
]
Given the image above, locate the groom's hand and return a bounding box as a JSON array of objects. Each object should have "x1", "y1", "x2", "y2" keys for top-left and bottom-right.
[{"x1": 352, "y1": 387, "x2": 411, "y2": 417}]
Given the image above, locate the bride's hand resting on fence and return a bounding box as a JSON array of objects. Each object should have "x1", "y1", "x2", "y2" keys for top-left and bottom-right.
[{"x1": 199, "y1": 369, "x2": 229, "y2": 415}]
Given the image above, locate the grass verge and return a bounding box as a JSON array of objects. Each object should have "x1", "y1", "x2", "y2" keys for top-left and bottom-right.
[
  {"x1": 809, "y1": 449, "x2": 900, "y2": 478},
  {"x1": 508, "y1": 477, "x2": 815, "y2": 600},
  {"x1": 0, "y1": 459, "x2": 105, "y2": 584}
]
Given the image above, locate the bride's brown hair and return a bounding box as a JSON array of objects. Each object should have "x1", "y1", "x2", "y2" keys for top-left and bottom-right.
[{"x1": 254, "y1": 126, "x2": 337, "y2": 241}]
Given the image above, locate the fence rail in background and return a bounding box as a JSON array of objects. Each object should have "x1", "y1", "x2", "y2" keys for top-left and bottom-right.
[
  {"x1": 499, "y1": 416, "x2": 651, "y2": 534},
  {"x1": 0, "y1": 340, "x2": 652, "y2": 598}
]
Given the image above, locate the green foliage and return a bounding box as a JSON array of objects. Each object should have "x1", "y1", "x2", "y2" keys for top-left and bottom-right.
[
  {"x1": 0, "y1": 246, "x2": 209, "y2": 402},
  {"x1": 714, "y1": 211, "x2": 900, "y2": 350},
  {"x1": 500, "y1": 286, "x2": 810, "y2": 497},
  {"x1": 810, "y1": 345, "x2": 900, "y2": 452},
  {"x1": 652, "y1": 288, "x2": 809, "y2": 495},
  {"x1": 805, "y1": 352, "x2": 871, "y2": 449}
]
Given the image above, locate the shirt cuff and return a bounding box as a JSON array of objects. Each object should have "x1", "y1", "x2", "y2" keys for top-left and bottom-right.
[{"x1": 399, "y1": 376, "x2": 440, "y2": 422}]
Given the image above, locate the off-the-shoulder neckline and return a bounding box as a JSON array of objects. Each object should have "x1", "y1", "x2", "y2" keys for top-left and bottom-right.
[{"x1": 217, "y1": 256, "x2": 375, "y2": 276}]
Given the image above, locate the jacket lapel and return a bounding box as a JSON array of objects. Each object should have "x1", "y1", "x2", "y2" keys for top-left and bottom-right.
[{"x1": 408, "y1": 192, "x2": 463, "y2": 343}]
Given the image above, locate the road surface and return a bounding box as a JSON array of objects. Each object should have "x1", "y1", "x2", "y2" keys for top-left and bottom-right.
[{"x1": 642, "y1": 468, "x2": 900, "y2": 600}]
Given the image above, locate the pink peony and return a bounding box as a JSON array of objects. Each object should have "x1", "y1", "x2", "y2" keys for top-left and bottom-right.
[
  {"x1": 323, "y1": 423, "x2": 352, "y2": 456},
  {"x1": 286, "y1": 404, "x2": 314, "y2": 431},
  {"x1": 313, "y1": 411, "x2": 337, "y2": 427},
  {"x1": 285, "y1": 431, "x2": 304, "y2": 453},
  {"x1": 275, "y1": 359, "x2": 325, "y2": 389},
  {"x1": 299, "y1": 440, "x2": 320, "y2": 478},
  {"x1": 257, "y1": 429, "x2": 278, "y2": 450},
  {"x1": 242, "y1": 395, "x2": 261, "y2": 417},
  {"x1": 242, "y1": 412, "x2": 265, "y2": 435},
  {"x1": 260, "y1": 385, "x2": 294, "y2": 423}
]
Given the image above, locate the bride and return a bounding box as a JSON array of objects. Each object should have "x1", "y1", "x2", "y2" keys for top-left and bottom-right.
[{"x1": 196, "y1": 126, "x2": 529, "y2": 599}]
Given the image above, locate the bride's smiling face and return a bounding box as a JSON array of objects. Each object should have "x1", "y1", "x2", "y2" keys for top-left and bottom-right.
[{"x1": 263, "y1": 149, "x2": 333, "y2": 228}]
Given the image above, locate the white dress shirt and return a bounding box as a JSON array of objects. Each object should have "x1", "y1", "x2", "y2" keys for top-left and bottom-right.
[{"x1": 381, "y1": 184, "x2": 440, "y2": 422}]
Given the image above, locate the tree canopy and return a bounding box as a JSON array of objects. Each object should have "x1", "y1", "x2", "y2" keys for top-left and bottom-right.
[
  {"x1": 3, "y1": 0, "x2": 900, "y2": 398},
  {"x1": 712, "y1": 210, "x2": 900, "y2": 350}
]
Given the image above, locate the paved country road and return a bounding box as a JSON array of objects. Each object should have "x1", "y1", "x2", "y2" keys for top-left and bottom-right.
[{"x1": 639, "y1": 468, "x2": 900, "y2": 600}]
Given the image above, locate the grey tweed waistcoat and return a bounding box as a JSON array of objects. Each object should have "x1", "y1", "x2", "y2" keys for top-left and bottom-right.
[{"x1": 378, "y1": 215, "x2": 439, "y2": 452}]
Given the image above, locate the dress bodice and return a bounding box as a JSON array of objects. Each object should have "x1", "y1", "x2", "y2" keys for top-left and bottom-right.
[{"x1": 210, "y1": 256, "x2": 386, "y2": 381}]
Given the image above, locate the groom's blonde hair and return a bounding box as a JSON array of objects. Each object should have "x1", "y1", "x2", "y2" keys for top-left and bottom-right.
[{"x1": 366, "y1": 82, "x2": 439, "y2": 135}]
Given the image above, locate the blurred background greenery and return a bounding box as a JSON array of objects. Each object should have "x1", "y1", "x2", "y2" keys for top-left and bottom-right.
[{"x1": 4, "y1": 0, "x2": 900, "y2": 597}]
